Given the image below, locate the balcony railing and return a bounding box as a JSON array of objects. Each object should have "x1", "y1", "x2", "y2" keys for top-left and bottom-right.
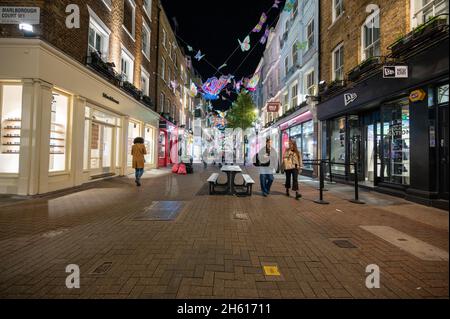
[
  {"x1": 86, "y1": 51, "x2": 156, "y2": 111},
  {"x1": 388, "y1": 14, "x2": 448, "y2": 58}
]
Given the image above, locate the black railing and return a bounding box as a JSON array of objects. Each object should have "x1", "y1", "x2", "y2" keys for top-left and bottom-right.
[{"x1": 302, "y1": 159, "x2": 365, "y2": 205}]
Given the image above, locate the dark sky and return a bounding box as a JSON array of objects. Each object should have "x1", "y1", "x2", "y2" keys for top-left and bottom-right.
[{"x1": 161, "y1": 0, "x2": 285, "y2": 110}]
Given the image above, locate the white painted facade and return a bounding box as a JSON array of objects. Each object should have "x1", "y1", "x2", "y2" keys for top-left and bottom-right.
[{"x1": 0, "y1": 39, "x2": 160, "y2": 195}]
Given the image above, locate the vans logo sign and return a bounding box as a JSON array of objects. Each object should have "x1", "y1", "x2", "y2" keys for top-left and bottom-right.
[{"x1": 344, "y1": 93, "x2": 358, "y2": 106}]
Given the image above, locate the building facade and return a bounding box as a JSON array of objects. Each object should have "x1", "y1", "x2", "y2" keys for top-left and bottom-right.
[
  {"x1": 317, "y1": 0, "x2": 448, "y2": 208},
  {"x1": 0, "y1": 0, "x2": 161, "y2": 195}
]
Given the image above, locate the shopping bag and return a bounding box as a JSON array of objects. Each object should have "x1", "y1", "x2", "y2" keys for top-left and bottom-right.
[
  {"x1": 177, "y1": 163, "x2": 187, "y2": 175},
  {"x1": 172, "y1": 163, "x2": 180, "y2": 173}
]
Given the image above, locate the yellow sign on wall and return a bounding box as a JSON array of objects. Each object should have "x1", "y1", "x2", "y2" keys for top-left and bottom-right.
[{"x1": 409, "y1": 89, "x2": 427, "y2": 102}]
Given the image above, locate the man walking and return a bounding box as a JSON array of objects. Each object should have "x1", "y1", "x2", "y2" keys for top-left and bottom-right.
[{"x1": 253, "y1": 138, "x2": 278, "y2": 197}]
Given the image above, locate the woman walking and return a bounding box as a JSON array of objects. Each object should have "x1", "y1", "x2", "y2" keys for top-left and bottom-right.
[
  {"x1": 131, "y1": 137, "x2": 147, "y2": 187},
  {"x1": 283, "y1": 139, "x2": 303, "y2": 200}
]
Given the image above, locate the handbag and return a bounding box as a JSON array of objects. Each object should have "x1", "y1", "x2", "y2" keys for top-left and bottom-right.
[
  {"x1": 172, "y1": 163, "x2": 180, "y2": 173},
  {"x1": 177, "y1": 163, "x2": 187, "y2": 175}
]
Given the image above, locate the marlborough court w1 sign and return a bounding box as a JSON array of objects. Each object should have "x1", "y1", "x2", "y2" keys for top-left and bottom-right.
[{"x1": 0, "y1": 7, "x2": 40, "y2": 24}]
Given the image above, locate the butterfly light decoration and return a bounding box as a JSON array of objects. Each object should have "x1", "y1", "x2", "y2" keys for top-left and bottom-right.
[
  {"x1": 195, "y1": 50, "x2": 205, "y2": 61},
  {"x1": 272, "y1": 0, "x2": 281, "y2": 9},
  {"x1": 188, "y1": 82, "x2": 198, "y2": 98},
  {"x1": 296, "y1": 41, "x2": 308, "y2": 50},
  {"x1": 260, "y1": 27, "x2": 270, "y2": 45},
  {"x1": 246, "y1": 73, "x2": 260, "y2": 92},
  {"x1": 238, "y1": 36, "x2": 251, "y2": 52},
  {"x1": 252, "y1": 13, "x2": 268, "y2": 33},
  {"x1": 218, "y1": 64, "x2": 227, "y2": 70},
  {"x1": 201, "y1": 75, "x2": 233, "y2": 100},
  {"x1": 187, "y1": 45, "x2": 194, "y2": 52}
]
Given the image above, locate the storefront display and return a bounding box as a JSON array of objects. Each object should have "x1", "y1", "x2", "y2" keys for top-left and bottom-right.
[
  {"x1": 127, "y1": 121, "x2": 141, "y2": 168},
  {"x1": 0, "y1": 84, "x2": 22, "y2": 174},
  {"x1": 280, "y1": 119, "x2": 315, "y2": 171},
  {"x1": 84, "y1": 106, "x2": 121, "y2": 175},
  {"x1": 382, "y1": 98, "x2": 410, "y2": 185},
  {"x1": 49, "y1": 91, "x2": 69, "y2": 172},
  {"x1": 144, "y1": 125, "x2": 155, "y2": 165},
  {"x1": 329, "y1": 117, "x2": 346, "y2": 175}
]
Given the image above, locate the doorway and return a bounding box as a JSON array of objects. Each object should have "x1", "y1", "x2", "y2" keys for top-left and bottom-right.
[
  {"x1": 438, "y1": 105, "x2": 448, "y2": 199},
  {"x1": 90, "y1": 122, "x2": 114, "y2": 174}
]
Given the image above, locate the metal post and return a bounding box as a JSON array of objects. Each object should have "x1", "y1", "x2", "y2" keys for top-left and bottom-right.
[
  {"x1": 349, "y1": 162, "x2": 365, "y2": 204},
  {"x1": 314, "y1": 161, "x2": 330, "y2": 205},
  {"x1": 328, "y1": 159, "x2": 335, "y2": 184}
]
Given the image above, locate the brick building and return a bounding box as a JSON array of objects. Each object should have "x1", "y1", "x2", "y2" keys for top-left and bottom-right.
[
  {"x1": 316, "y1": 0, "x2": 448, "y2": 208},
  {"x1": 0, "y1": 0, "x2": 161, "y2": 195}
]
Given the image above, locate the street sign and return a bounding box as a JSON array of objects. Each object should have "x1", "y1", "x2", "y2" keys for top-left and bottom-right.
[
  {"x1": 0, "y1": 7, "x2": 40, "y2": 24},
  {"x1": 383, "y1": 66, "x2": 409, "y2": 78},
  {"x1": 267, "y1": 102, "x2": 280, "y2": 112}
]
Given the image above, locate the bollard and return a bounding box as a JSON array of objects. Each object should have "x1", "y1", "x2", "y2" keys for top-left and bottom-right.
[
  {"x1": 314, "y1": 160, "x2": 330, "y2": 205},
  {"x1": 349, "y1": 162, "x2": 365, "y2": 204},
  {"x1": 328, "y1": 160, "x2": 336, "y2": 184}
]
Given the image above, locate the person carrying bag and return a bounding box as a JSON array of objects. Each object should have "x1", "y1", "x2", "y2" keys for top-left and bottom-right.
[{"x1": 283, "y1": 139, "x2": 303, "y2": 200}]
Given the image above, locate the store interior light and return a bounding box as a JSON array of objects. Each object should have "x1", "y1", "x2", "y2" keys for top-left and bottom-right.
[{"x1": 19, "y1": 23, "x2": 34, "y2": 33}]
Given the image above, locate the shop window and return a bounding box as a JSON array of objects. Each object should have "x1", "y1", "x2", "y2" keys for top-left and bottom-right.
[
  {"x1": 381, "y1": 98, "x2": 410, "y2": 185},
  {"x1": 412, "y1": 0, "x2": 449, "y2": 28},
  {"x1": 332, "y1": 0, "x2": 344, "y2": 22},
  {"x1": 362, "y1": 10, "x2": 380, "y2": 61},
  {"x1": 120, "y1": 47, "x2": 134, "y2": 83},
  {"x1": 332, "y1": 43, "x2": 344, "y2": 81},
  {"x1": 144, "y1": 126, "x2": 154, "y2": 165},
  {"x1": 330, "y1": 117, "x2": 346, "y2": 175},
  {"x1": 438, "y1": 84, "x2": 449, "y2": 104},
  {"x1": 116, "y1": 125, "x2": 122, "y2": 168},
  {"x1": 49, "y1": 92, "x2": 69, "y2": 173},
  {"x1": 142, "y1": 22, "x2": 151, "y2": 60},
  {"x1": 302, "y1": 121, "x2": 314, "y2": 168},
  {"x1": 0, "y1": 84, "x2": 22, "y2": 174},
  {"x1": 83, "y1": 118, "x2": 90, "y2": 170},
  {"x1": 127, "y1": 121, "x2": 141, "y2": 167},
  {"x1": 123, "y1": 0, "x2": 136, "y2": 39}
]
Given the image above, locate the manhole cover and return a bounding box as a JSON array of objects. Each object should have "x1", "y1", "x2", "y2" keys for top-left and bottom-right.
[
  {"x1": 90, "y1": 262, "x2": 113, "y2": 275},
  {"x1": 332, "y1": 240, "x2": 357, "y2": 249},
  {"x1": 42, "y1": 228, "x2": 68, "y2": 238},
  {"x1": 134, "y1": 201, "x2": 186, "y2": 221}
]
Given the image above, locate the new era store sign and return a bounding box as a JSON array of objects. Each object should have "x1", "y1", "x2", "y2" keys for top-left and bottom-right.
[
  {"x1": 383, "y1": 66, "x2": 408, "y2": 79},
  {"x1": 0, "y1": 7, "x2": 40, "y2": 24}
]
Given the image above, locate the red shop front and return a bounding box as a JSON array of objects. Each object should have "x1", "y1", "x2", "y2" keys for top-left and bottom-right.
[{"x1": 158, "y1": 117, "x2": 179, "y2": 168}]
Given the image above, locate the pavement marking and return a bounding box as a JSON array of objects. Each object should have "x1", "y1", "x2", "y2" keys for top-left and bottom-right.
[
  {"x1": 360, "y1": 226, "x2": 449, "y2": 261},
  {"x1": 263, "y1": 265, "x2": 281, "y2": 276}
]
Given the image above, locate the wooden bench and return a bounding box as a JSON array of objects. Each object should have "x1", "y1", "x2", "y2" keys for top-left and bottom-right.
[
  {"x1": 207, "y1": 173, "x2": 220, "y2": 195},
  {"x1": 236, "y1": 174, "x2": 255, "y2": 196}
]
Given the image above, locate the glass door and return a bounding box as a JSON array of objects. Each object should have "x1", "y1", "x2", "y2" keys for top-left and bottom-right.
[{"x1": 90, "y1": 122, "x2": 114, "y2": 174}]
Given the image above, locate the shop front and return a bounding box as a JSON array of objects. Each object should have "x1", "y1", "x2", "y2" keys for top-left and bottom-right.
[
  {"x1": 158, "y1": 117, "x2": 178, "y2": 167},
  {"x1": 278, "y1": 109, "x2": 316, "y2": 176},
  {"x1": 0, "y1": 39, "x2": 159, "y2": 195},
  {"x1": 317, "y1": 38, "x2": 448, "y2": 208}
]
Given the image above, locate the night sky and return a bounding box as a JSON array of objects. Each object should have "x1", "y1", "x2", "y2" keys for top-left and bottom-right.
[{"x1": 161, "y1": 0, "x2": 285, "y2": 110}]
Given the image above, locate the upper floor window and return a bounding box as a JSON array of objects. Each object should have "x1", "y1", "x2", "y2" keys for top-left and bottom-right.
[
  {"x1": 307, "y1": 19, "x2": 315, "y2": 50},
  {"x1": 143, "y1": 0, "x2": 152, "y2": 20},
  {"x1": 161, "y1": 57, "x2": 166, "y2": 81},
  {"x1": 121, "y1": 47, "x2": 134, "y2": 83},
  {"x1": 141, "y1": 67, "x2": 150, "y2": 96},
  {"x1": 162, "y1": 29, "x2": 167, "y2": 49},
  {"x1": 101, "y1": 0, "x2": 112, "y2": 11},
  {"x1": 123, "y1": 0, "x2": 136, "y2": 39},
  {"x1": 87, "y1": 6, "x2": 110, "y2": 59},
  {"x1": 142, "y1": 21, "x2": 151, "y2": 60},
  {"x1": 306, "y1": 70, "x2": 315, "y2": 96},
  {"x1": 160, "y1": 93, "x2": 165, "y2": 113},
  {"x1": 362, "y1": 10, "x2": 380, "y2": 60},
  {"x1": 291, "y1": 83, "x2": 298, "y2": 108},
  {"x1": 412, "y1": 0, "x2": 449, "y2": 28},
  {"x1": 332, "y1": 43, "x2": 344, "y2": 81},
  {"x1": 284, "y1": 56, "x2": 289, "y2": 76},
  {"x1": 332, "y1": 0, "x2": 344, "y2": 22},
  {"x1": 292, "y1": 43, "x2": 298, "y2": 66},
  {"x1": 292, "y1": 0, "x2": 299, "y2": 18}
]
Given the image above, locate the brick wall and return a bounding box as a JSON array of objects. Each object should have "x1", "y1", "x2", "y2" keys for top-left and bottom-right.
[
  {"x1": 0, "y1": 0, "x2": 159, "y2": 108},
  {"x1": 156, "y1": 5, "x2": 187, "y2": 124},
  {"x1": 319, "y1": 0, "x2": 410, "y2": 83}
]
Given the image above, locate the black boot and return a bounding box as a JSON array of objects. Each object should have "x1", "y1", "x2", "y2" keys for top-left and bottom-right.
[
  {"x1": 286, "y1": 189, "x2": 290, "y2": 197},
  {"x1": 295, "y1": 192, "x2": 302, "y2": 200}
]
